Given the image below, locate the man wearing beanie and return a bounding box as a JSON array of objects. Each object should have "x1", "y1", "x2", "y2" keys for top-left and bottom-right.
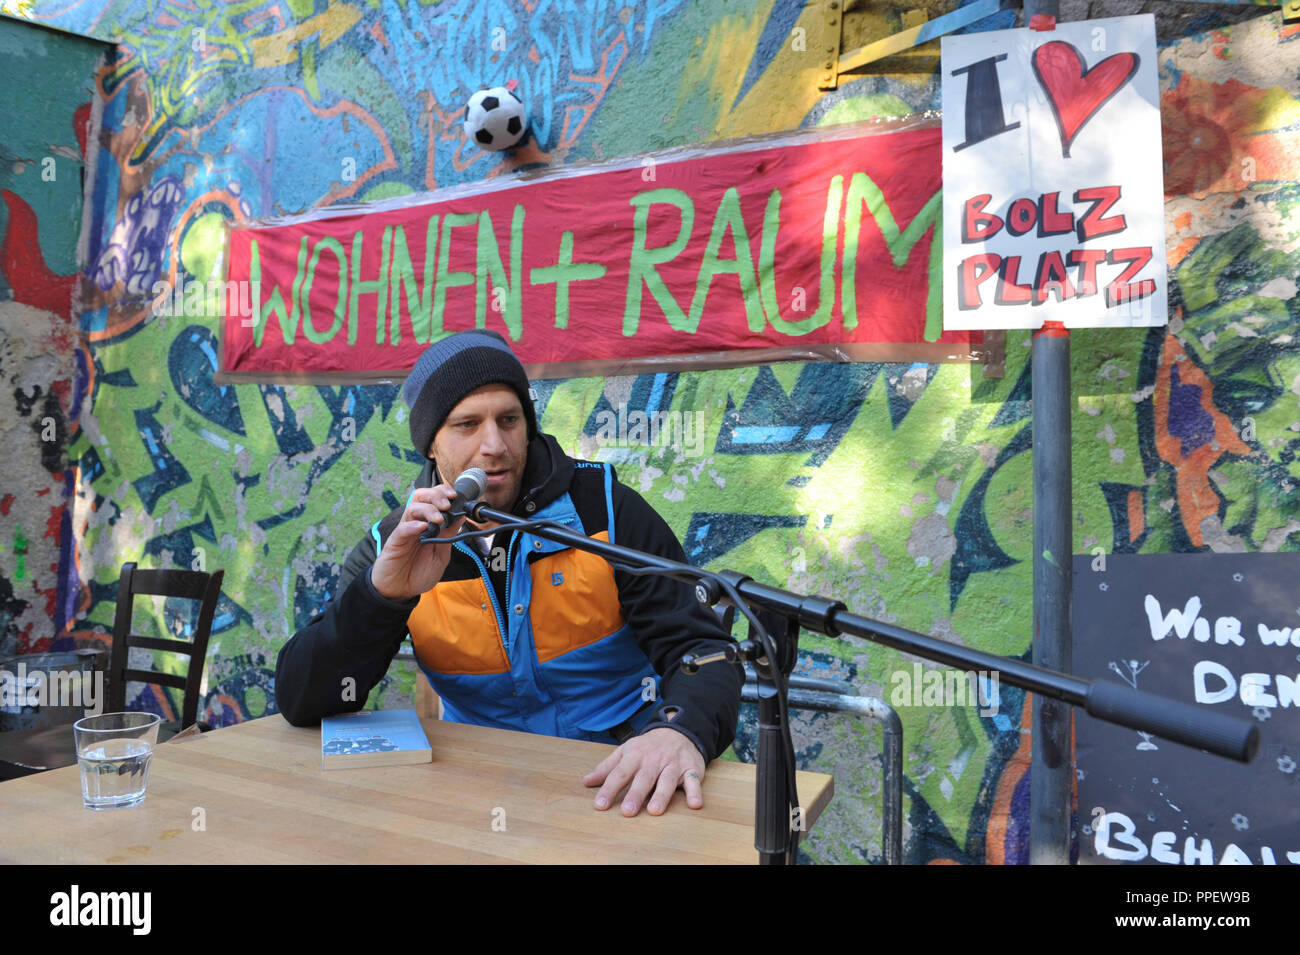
[{"x1": 275, "y1": 330, "x2": 743, "y2": 818}]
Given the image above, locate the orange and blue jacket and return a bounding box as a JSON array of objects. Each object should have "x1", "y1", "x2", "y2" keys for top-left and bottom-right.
[{"x1": 275, "y1": 434, "x2": 743, "y2": 760}]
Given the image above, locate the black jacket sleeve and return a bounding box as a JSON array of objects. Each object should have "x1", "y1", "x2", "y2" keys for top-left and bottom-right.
[
  {"x1": 609, "y1": 484, "x2": 744, "y2": 762},
  {"x1": 273, "y1": 533, "x2": 419, "y2": 726}
]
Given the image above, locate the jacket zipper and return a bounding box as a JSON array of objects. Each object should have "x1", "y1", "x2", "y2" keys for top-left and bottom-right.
[
  {"x1": 455, "y1": 540, "x2": 509, "y2": 660},
  {"x1": 503, "y1": 529, "x2": 520, "y2": 624}
]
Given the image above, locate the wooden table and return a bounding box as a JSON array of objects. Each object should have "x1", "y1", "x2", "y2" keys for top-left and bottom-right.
[{"x1": 0, "y1": 716, "x2": 834, "y2": 864}]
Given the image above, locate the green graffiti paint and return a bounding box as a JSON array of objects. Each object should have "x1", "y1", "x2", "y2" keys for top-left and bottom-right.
[
  {"x1": 13, "y1": 526, "x2": 27, "y2": 581},
  {"x1": 194, "y1": 474, "x2": 225, "y2": 521},
  {"x1": 180, "y1": 212, "x2": 229, "y2": 285}
]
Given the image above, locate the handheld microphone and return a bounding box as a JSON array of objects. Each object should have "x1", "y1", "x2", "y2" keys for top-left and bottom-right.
[{"x1": 447, "y1": 468, "x2": 487, "y2": 517}]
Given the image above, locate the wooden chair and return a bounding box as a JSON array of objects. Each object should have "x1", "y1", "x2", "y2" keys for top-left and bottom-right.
[
  {"x1": 0, "y1": 562, "x2": 223, "y2": 780},
  {"x1": 107, "y1": 562, "x2": 225, "y2": 736}
]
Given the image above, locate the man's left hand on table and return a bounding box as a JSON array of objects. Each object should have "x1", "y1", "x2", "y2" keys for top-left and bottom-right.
[{"x1": 583, "y1": 727, "x2": 706, "y2": 817}]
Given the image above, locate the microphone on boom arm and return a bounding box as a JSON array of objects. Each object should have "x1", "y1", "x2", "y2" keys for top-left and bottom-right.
[{"x1": 447, "y1": 468, "x2": 487, "y2": 517}]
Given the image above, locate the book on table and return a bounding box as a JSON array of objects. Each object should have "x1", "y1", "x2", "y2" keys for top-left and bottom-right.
[{"x1": 321, "y1": 709, "x2": 432, "y2": 770}]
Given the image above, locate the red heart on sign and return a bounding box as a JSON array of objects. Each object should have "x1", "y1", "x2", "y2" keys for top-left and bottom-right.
[{"x1": 1031, "y1": 41, "x2": 1139, "y2": 157}]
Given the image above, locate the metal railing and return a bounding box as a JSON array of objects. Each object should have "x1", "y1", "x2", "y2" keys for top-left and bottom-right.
[{"x1": 741, "y1": 666, "x2": 903, "y2": 865}]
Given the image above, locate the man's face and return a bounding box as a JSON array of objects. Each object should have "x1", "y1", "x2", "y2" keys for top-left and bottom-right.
[{"x1": 429, "y1": 384, "x2": 529, "y2": 512}]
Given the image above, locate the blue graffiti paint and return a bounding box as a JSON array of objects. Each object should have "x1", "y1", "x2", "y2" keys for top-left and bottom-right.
[
  {"x1": 295, "y1": 566, "x2": 342, "y2": 631},
  {"x1": 169, "y1": 326, "x2": 246, "y2": 436},
  {"x1": 988, "y1": 361, "x2": 1032, "y2": 429},
  {"x1": 716, "y1": 363, "x2": 880, "y2": 466},
  {"x1": 730, "y1": 425, "x2": 802, "y2": 444},
  {"x1": 953, "y1": 0, "x2": 1017, "y2": 35},
  {"x1": 80, "y1": 445, "x2": 105, "y2": 484},
  {"x1": 143, "y1": 515, "x2": 216, "y2": 563},
  {"x1": 885, "y1": 362, "x2": 939, "y2": 429},
  {"x1": 97, "y1": 366, "x2": 138, "y2": 389},
  {"x1": 1167, "y1": 362, "x2": 1216, "y2": 456},
  {"x1": 731, "y1": 0, "x2": 805, "y2": 113},
  {"x1": 255, "y1": 385, "x2": 396, "y2": 531},
  {"x1": 258, "y1": 385, "x2": 314, "y2": 457},
  {"x1": 583, "y1": 372, "x2": 680, "y2": 435},
  {"x1": 684, "y1": 511, "x2": 806, "y2": 565},
  {"x1": 211, "y1": 593, "x2": 252, "y2": 634},
  {"x1": 92, "y1": 176, "x2": 184, "y2": 296},
  {"x1": 204, "y1": 666, "x2": 277, "y2": 728},
  {"x1": 316, "y1": 383, "x2": 389, "y2": 445},
  {"x1": 131, "y1": 403, "x2": 192, "y2": 512},
  {"x1": 1099, "y1": 482, "x2": 1149, "y2": 554},
  {"x1": 388, "y1": 443, "x2": 426, "y2": 465},
  {"x1": 948, "y1": 424, "x2": 1030, "y2": 609},
  {"x1": 368, "y1": 0, "x2": 683, "y2": 182}
]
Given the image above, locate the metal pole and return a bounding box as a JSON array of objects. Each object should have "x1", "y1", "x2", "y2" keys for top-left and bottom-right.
[
  {"x1": 1023, "y1": 0, "x2": 1072, "y2": 868},
  {"x1": 1031, "y1": 320, "x2": 1072, "y2": 866}
]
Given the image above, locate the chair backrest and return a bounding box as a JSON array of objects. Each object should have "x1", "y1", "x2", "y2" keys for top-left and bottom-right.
[{"x1": 107, "y1": 562, "x2": 224, "y2": 730}]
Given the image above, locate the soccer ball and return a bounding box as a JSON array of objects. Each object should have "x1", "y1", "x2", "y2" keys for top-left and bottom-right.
[{"x1": 463, "y1": 86, "x2": 527, "y2": 151}]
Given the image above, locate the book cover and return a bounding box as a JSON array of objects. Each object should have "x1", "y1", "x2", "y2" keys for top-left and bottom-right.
[{"x1": 321, "y1": 709, "x2": 432, "y2": 770}]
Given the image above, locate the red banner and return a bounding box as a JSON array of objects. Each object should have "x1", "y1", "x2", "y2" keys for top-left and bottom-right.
[{"x1": 223, "y1": 121, "x2": 980, "y2": 380}]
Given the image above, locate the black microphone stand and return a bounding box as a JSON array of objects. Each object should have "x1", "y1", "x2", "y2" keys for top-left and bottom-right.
[{"x1": 422, "y1": 499, "x2": 1260, "y2": 866}]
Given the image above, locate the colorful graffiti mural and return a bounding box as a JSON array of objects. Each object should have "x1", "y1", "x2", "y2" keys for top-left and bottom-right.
[
  {"x1": 4, "y1": 0, "x2": 1298, "y2": 863},
  {"x1": 0, "y1": 17, "x2": 106, "y2": 659}
]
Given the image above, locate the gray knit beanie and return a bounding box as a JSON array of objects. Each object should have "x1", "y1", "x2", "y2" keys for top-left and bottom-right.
[{"x1": 401, "y1": 330, "x2": 537, "y2": 458}]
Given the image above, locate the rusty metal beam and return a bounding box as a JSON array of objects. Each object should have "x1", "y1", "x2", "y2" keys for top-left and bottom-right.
[
  {"x1": 815, "y1": 0, "x2": 847, "y2": 90},
  {"x1": 836, "y1": 0, "x2": 1012, "y2": 76}
]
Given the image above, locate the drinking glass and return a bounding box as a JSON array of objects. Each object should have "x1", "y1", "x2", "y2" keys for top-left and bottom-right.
[{"x1": 74, "y1": 712, "x2": 162, "y2": 809}]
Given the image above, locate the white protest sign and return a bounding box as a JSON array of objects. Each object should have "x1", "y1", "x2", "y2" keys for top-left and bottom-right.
[{"x1": 941, "y1": 15, "x2": 1166, "y2": 330}]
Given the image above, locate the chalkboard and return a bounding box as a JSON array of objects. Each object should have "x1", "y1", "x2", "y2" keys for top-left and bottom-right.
[{"x1": 1073, "y1": 552, "x2": 1299, "y2": 865}]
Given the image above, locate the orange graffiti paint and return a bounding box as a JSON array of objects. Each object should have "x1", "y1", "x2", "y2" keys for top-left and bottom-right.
[{"x1": 1152, "y1": 333, "x2": 1250, "y2": 547}]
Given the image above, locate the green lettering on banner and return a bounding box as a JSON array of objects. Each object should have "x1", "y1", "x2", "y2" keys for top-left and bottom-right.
[
  {"x1": 841, "y1": 174, "x2": 942, "y2": 341},
  {"x1": 350, "y1": 226, "x2": 393, "y2": 345},
  {"x1": 530, "y1": 230, "x2": 606, "y2": 330},
  {"x1": 623, "y1": 188, "x2": 694, "y2": 336},
  {"x1": 758, "y1": 176, "x2": 842, "y2": 336},
  {"x1": 389, "y1": 216, "x2": 440, "y2": 344},
  {"x1": 301, "y1": 237, "x2": 348, "y2": 344},
  {"x1": 688, "y1": 186, "x2": 764, "y2": 334},
  {"x1": 475, "y1": 205, "x2": 524, "y2": 339},
  {"x1": 250, "y1": 236, "x2": 310, "y2": 346},
  {"x1": 433, "y1": 212, "x2": 479, "y2": 332}
]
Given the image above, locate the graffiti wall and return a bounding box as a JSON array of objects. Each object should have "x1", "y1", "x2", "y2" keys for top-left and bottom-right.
[
  {"x1": 6, "y1": 0, "x2": 1298, "y2": 863},
  {"x1": 0, "y1": 16, "x2": 106, "y2": 658}
]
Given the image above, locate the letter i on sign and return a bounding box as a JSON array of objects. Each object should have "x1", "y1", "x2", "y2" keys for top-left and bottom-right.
[{"x1": 950, "y1": 55, "x2": 1021, "y2": 152}]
